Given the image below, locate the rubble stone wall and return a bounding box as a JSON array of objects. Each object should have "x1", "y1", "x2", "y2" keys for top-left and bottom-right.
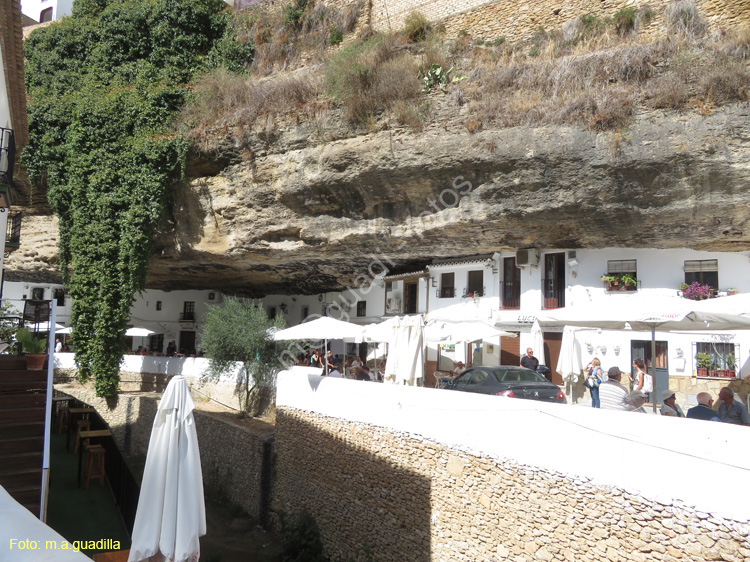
[
  {"x1": 273, "y1": 407, "x2": 750, "y2": 562},
  {"x1": 371, "y1": 0, "x2": 750, "y2": 41}
]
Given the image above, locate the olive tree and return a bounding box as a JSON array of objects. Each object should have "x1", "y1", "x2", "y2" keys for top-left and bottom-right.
[{"x1": 200, "y1": 296, "x2": 286, "y2": 413}]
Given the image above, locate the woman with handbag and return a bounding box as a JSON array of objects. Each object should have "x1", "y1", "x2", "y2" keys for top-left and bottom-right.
[{"x1": 585, "y1": 358, "x2": 604, "y2": 408}]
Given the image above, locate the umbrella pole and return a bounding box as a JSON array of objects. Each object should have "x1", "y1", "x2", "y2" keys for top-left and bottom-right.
[
  {"x1": 325, "y1": 339, "x2": 329, "y2": 375},
  {"x1": 651, "y1": 327, "x2": 658, "y2": 414}
]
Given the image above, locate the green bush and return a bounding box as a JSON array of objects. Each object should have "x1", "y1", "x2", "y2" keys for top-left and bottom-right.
[
  {"x1": 403, "y1": 11, "x2": 430, "y2": 42},
  {"x1": 325, "y1": 35, "x2": 421, "y2": 123},
  {"x1": 614, "y1": 7, "x2": 637, "y2": 35},
  {"x1": 328, "y1": 26, "x2": 343, "y2": 45},
  {"x1": 284, "y1": 0, "x2": 308, "y2": 28},
  {"x1": 22, "y1": 0, "x2": 229, "y2": 396}
]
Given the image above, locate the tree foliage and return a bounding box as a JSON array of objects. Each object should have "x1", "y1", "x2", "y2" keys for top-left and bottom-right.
[
  {"x1": 200, "y1": 297, "x2": 286, "y2": 411},
  {"x1": 21, "y1": 0, "x2": 248, "y2": 396}
]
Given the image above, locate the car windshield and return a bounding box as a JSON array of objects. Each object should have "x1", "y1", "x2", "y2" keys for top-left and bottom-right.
[{"x1": 493, "y1": 369, "x2": 548, "y2": 383}]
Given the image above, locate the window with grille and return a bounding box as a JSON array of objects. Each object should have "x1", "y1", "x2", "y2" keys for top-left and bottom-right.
[
  {"x1": 502, "y1": 257, "x2": 520, "y2": 309},
  {"x1": 695, "y1": 341, "x2": 737, "y2": 376},
  {"x1": 685, "y1": 260, "x2": 718, "y2": 289},
  {"x1": 156, "y1": 301, "x2": 162, "y2": 311},
  {"x1": 356, "y1": 301, "x2": 367, "y2": 317},
  {"x1": 301, "y1": 306, "x2": 309, "y2": 321},
  {"x1": 31, "y1": 288, "x2": 44, "y2": 300},
  {"x1": 54, "y1": 289, "x2": 65, "y2": 307},
  {"x1": 440, "y1": 272, "x2": 454, "y2": 298}
]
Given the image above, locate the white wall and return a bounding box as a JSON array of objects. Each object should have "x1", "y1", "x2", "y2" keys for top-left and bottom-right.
[
  {"x1": 276, "y1": 371, "x2": 750, "y2": 522},
  {"x1": 20, "y1": 0, "x2": 73, "y2": 22}
]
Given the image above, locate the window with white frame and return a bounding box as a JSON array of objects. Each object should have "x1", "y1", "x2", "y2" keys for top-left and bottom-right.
[
  {"x1": 605, "y1": 259, "x2": 637, "y2": 291},
  {"x1": 440, "y1": 272, "x2": 454, "y2": 298},
  {"x1": 467, "y1": 270, "x2": 483, "y2": 296},
  {"x1": 694, "y1": 341, "x2": 738, "y2": 377},
  {"x1": 684, "y1": 260, "x2": 718, "y2": 289}
]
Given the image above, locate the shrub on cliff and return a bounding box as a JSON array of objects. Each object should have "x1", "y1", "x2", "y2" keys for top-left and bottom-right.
[{"x1": 22, "y1": 0, "x2": 232, "y2": 396}]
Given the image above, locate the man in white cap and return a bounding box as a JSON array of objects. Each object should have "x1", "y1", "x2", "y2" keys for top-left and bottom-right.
[{"x1": 660, "y1": 389, "x2": 684, "y2": 417}]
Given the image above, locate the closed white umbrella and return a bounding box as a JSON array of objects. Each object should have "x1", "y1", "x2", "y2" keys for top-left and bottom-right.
[
  {"x1": 557, "y1": 326, "x2": 583, "y2": 402},
  {"x1": 530, "y1": 320, "x2": 546, "y2": 366},
  {"x1": 384, "y1": 316, "x2": 424, "y2": 386},
  {"x1": 128, "y1": 375, "x2": 205, "y2": 562}
]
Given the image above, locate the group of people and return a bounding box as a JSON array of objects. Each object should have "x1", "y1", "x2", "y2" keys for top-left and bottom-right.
[
  {"x1": 589, "y1": 360, "x2": 749, "y2": 425},
  {"x1": 584, "y1": 357, "x2": 655, "y2": 408},
  {"x1": 298, "y1": 348, "x2": 385, "y2": 381}
]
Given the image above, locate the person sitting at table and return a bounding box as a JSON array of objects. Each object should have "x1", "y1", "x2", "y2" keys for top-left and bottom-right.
[
  {"x1": 352, "y1": 355, "x2": 363, "y2": 369},
  {"x1": 356, "y1": 366, "x2": 372, "y2": 381}
]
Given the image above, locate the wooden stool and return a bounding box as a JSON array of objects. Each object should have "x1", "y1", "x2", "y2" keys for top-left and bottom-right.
[
  {"x1": 74, "y1": 419, "x2": 91, "y2": 453},
  {"x1": 56, "y1": 406, "x2": 71, "y2": 435},
  {"x1": 84, "y1": 445, "x2": 106, "y2": 489}
]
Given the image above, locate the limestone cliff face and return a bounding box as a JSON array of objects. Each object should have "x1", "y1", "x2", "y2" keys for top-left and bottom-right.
[{"x1": 7, "y1": 101, "x2": 750, "y2": 295}]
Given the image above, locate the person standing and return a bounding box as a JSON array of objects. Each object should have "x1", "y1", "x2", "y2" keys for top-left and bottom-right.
[
  {"x1": 310, "y1": 349, "x2": 322, "y2": 368},
  {"x1": 584, "y1": 358, "x2": 604, "y2": 408},
  {"x1": 660, "y1": 390, "x2": 685, "y2": 417},
  {"x1": 631, "y1": 358, "x2": 652, "y2": 394},
  {"x1": 521, "y1": 348, "x2": 539, "y2": 372},
  {"x1": 717, "y1": 387, "x2": 750, "y2": 426},
  {"x1": 686, "y1": 392, "x2": 722, "y2": 422},
  {"x1": 599, "y1": 367, "x2": 630, "y2": 411},
  {"x1": 55, "y1": 338, "x2": 63, "y2": 353}
]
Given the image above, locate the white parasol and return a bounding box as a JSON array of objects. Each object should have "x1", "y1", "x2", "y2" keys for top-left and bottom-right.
[{"x1": 128, "y1": 375, "x2": 206, "y2": 562}]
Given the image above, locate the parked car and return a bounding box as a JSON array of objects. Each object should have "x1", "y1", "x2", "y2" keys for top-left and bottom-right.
[{"x1": 444, "y1": 366, "x2": 567, "y2": 404}]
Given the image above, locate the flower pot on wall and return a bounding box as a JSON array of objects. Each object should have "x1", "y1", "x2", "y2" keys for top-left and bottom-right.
[
  {"x1": 697, "y1": 368, "x2": 707, "y2": 377},
  {"x1": 25, "y1": 354, "x2": 47, "y2": 370},
  {"x1": 727, "y1": 370, "x2": 736, "y2": 378}
]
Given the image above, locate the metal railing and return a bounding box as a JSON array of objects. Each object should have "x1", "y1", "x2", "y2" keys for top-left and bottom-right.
[
  {"x1": 179, "y1": 312, "x2": 195, "y2": 321},
  {"x1": 541, "y1": 278, "x2": 565, "y2": 309}
]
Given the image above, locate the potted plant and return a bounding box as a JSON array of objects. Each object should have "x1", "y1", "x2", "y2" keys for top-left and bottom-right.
[
  {"x1": 621, "y1": 273, "x2": 637, "y2": 291},
  {"x1": 16, "y1": 328, "x2": 48, "y2": 370},
  {"x1": 695, "y1": 352, "x2": 711, "y2": 377},
  {"x1": 601, "y1": 274, "x2": 622, "y2": 291},
  {"x1": 727, "y1": 288, "x2": 738, "y2": 296},
  {"x1": 726, "y1": 353, "x2": 736, "y2": 378},
  {"x1": 682, "y1": 282, "x2": 713, "y2": 300}
]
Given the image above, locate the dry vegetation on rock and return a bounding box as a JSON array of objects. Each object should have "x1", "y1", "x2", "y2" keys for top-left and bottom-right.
[{"x1": 178, "y1": 0, "x2": 750, "y2": 149}]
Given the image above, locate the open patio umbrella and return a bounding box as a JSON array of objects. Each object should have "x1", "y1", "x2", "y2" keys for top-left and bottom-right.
[
  {"x1": 538, "y1": 293, "x2": 750, "y2": 411},
  {"x1": 424, "y1": 320, "x2": 516, "y2": 343},
  {"x1": 126, "y1": 327, "x2": 156, "y2": 353},
  {"x1": 128, "y1": 375, "x2": 205, "y2": 562},
  {"x1": 274, "y1": 316, "x2": 364, "y2": 374}
]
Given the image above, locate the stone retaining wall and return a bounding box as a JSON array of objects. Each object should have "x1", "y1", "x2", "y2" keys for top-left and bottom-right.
[
  {"x1": 273, "y1": 407, "x2": 750, "y2": 562},
  {"x1": 371, "y1": 0, "x2": 750, "y2": 41}
]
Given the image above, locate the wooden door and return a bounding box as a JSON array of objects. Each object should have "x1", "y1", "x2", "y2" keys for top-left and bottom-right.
[
  {"x1": 543, "y1": 332, "x2": 563, "y2": 385},
  {"x1": 501, "y1": 332, "x2": 520, "y2": 366}
]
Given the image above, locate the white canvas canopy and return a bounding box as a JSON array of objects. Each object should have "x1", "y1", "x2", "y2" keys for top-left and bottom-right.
[
  {"x1": 424, "y1": 320, "x2": 516, "y2": 343},
  {"x1": 273, "y1": 316, "x2": 364, "y2": 342},
  {"x1": 125, "y1": 327, "x2": 156, "y2": 337},
  {"x1": 128, "y1": 375, "x2": 206, "y2": 562},
  {"x1": 557, "y1": 326, "x2": 584, "y2": 401}
]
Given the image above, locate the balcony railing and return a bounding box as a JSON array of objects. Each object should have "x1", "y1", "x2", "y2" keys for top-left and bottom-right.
[
  {"x1": 5, "y1": 210, "x2": 21, "y2": 249},
  {"x1": 0, "y1": 128, "x2": 15, "y2": 185},
  {"x1": 179, "y1": 312, "x2": 195, "y2": 321},
  {"x1": 541, "y1": 278, "x2": 565, "y2": 309},
  {"x1": 502, "y1": 294, "x2": 520, "y2": 310},
  {"x1": 438, "y1": 287, "x2": 456, "y2": 298}
]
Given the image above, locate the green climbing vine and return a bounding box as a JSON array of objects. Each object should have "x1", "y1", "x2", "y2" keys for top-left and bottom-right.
[{"x1": 22, "y1": 0, "x2": 251, "y2": 396}]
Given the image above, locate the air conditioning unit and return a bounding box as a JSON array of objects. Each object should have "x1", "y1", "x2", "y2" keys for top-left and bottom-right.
[
  {"x1": 516, "y1": 248, "x2": 539, "y2": 267},
  {"x1": 386, "y1": 297, "x2": 401, "y2": 312}
]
